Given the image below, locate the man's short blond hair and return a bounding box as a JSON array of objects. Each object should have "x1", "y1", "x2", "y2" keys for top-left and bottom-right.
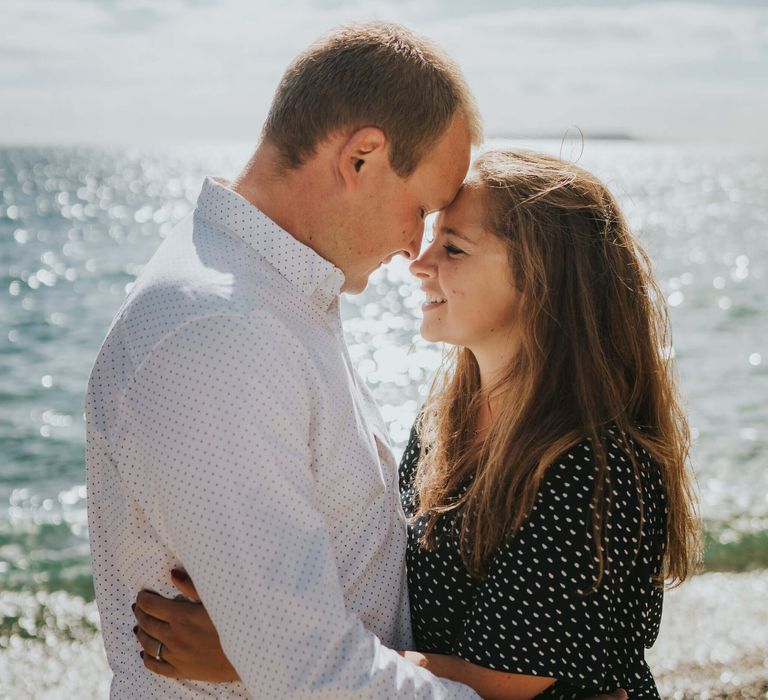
[{"x1": 262, "y1": 21, "x2": 483, "y2": 177}]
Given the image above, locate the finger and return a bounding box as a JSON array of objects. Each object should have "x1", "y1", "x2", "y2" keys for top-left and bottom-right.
[
  {"x1": 133, "y1": 604, "x2": 170, "y2": 640},
  {"x1": 137, "y1": 589, "x2": 197, "y2": 622},
  {"x1": 134, "y1": 625, "x2": 169, "y2": 660},
  {"x1": 403, "y1": 650, "x2": 428, "y2": 667},
  {"x1": 140, "y1": 650, "x2": 179, "y2": 679},
  {"x1": 171, "y1": 568, "x2": 201, "y2": 602}
]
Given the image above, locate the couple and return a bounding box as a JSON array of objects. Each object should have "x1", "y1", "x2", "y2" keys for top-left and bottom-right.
[{"x1": 86, "y1": 21, "x2": 699, "y2": 699}]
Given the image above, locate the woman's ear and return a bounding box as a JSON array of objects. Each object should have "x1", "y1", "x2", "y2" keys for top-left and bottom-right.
[{"x1": 337, "y1": 127, "x2": 388, "y2": 190}]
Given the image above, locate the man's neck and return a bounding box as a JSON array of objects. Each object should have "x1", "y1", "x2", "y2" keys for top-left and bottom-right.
[{"x1": 231, "y1": 143, "x2": 325, "y2": 254}]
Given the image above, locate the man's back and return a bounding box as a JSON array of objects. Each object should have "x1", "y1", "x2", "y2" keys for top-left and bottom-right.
[{"x1": 86, "y1": 179, "x2": 416, "y2": 698}]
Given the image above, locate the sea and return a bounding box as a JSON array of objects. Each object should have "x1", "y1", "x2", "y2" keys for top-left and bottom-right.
[{"x1": 1, "y1": 139, "x2": 767, "y2": 696}]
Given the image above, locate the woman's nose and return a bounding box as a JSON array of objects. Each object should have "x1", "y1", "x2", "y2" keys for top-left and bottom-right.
[{"x1": 409, "y1": 253, "x2": 433, "y2": 278}]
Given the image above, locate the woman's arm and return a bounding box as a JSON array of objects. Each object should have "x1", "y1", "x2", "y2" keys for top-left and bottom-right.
[{"x1": 415, "y1": 652, "x2": 555, "y2": 700}]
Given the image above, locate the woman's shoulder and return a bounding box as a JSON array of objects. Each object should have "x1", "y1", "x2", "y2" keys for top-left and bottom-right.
[
  {"x1": 534, "y1": 424, "x2": 664, "y2": 524},
  {"x1": 550, "y1": 424, "x2": 657, "y2": 481}
]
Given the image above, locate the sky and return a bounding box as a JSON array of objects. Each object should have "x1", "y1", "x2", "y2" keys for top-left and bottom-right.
[{"x1": 1, "y1": 0, "x2": 767, "y2": 145}]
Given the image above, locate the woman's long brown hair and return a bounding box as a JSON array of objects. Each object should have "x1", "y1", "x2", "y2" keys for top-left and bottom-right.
[{"x1": 414, "y1": 149, "x2": 700, "y2": 587}]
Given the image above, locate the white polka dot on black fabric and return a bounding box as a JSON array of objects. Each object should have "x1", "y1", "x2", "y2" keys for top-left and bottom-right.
[
  {"x1": 86, "y1": 178, "x2": 479, "y2": 699},
  {"x1": 400, "y1": 421, "x2": 666, "y2": 700}
]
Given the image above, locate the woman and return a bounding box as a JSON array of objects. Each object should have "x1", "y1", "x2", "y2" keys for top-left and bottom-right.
[{"x1": 132, "y1": 150, "x2": 700, "y2": 699}]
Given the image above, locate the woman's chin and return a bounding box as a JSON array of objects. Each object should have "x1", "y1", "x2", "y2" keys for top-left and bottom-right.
[{"x1": 419, "y1": 322, "x2": 446, "y2": 344}]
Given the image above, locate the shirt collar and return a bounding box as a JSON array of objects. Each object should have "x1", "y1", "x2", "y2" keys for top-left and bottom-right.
[{"x1": 194, "y1": 176, "x2": 345, "y2": 311}]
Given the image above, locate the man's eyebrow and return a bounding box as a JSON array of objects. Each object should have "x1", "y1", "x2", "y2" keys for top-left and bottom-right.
[{"x1": 439, "y1": 226, "x2": 474, "y2": 244}]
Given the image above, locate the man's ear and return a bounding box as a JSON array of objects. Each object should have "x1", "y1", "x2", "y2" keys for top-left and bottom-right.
[{"x1": 337, "y1": 127, "x2": 388, "y2": 190}]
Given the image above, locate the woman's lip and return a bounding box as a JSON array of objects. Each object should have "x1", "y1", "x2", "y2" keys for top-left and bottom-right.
[{"x1": 422, "y1": 300, "x2": 447, "y2": 311}]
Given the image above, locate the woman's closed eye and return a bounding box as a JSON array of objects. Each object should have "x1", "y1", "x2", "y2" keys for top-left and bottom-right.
[{"x1": 443, "y1": 244, "x2": 465, "y2": 256}]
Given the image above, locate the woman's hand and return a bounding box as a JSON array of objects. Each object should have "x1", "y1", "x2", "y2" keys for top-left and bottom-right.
[
  {"x1": 132, "y1": 569, "x2": 239, "y2": 683},
  {"x1": 399, "y1": 652, "x2": 628, "y2": 700},
  {"x1": 395, "y1": 650, "x2": 428, "y2": 667}
]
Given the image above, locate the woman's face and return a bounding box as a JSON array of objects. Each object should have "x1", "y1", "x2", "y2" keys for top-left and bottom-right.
[{"x1": 409, "y1": 185, "x2": 522, "y2": 358}]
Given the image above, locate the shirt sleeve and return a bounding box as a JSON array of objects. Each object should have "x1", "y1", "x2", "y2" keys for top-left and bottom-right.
[
  {"x1": 116, "y1": 313, "x2": 479, "y2": 699},
  {"x1": 453, "y1": 439, "x2": 643, "y2": 690}
]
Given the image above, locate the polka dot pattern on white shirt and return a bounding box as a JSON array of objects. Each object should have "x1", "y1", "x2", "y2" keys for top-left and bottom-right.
[{"x1": 400, "y1": 420, "x2": 667, "y2": 700}]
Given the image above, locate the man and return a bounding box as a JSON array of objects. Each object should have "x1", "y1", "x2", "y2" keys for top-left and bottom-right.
[{"x1": 87, "y1": 21, "x2": 484, "y2": 698}]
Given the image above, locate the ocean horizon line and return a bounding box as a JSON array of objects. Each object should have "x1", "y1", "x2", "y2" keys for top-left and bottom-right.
[{"x1": 2, "y1": 133, "x2": 766, "y2": 152}]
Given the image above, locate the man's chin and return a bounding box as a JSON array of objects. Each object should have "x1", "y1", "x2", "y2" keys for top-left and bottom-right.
[{"x1": 342, "y1": 275, "x2": 371, "y2": 295}]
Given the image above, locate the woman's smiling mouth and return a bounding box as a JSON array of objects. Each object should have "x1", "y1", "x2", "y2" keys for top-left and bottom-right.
[{"x1": 422, "y1": 292, "x2": 447, "y2": 311}]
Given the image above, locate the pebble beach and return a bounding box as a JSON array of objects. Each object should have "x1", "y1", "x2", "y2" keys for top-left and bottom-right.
[{"x1": 1, "y1": 570, "x2": 766, "y2": 697}]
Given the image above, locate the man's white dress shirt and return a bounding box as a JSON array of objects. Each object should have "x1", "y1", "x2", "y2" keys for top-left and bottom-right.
[{"x1": 86, "y1": 177, "x2": 478, "y2": 698}]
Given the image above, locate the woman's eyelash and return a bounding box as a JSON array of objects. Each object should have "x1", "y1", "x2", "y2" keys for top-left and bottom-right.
[{"x1": 443, "y1": 244, "x2": 464, "y2": 256}]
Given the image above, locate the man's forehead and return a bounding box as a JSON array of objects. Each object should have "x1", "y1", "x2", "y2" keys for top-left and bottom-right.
[
  {"x1": 412, "y1": 121, "x2": 471, "y2": 207},
  {"x1": 435, "y1": 174, "x2": 467, "y2": 212},
  {"x1": 425, "y1": 114, "x2": 472, "y2": 173},
  {"x1": 431, "y1": 159, "x2": 468, "y2": 208}
]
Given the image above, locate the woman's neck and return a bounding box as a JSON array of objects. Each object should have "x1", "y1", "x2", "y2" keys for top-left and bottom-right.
[
  {"x1": 470, "y1": 329, "x2": 520, "y2": 394},
  {"x1": 471, "y1": 342, "x2": 519, "y2": 438},
  {"x1": 472, "y1": 382, "x2": 507, "y2": 440}
]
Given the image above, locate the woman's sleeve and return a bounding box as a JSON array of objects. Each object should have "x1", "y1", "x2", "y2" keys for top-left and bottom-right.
[{"x1": 453, "y1": 439, "x2": 644, "y2": 689}]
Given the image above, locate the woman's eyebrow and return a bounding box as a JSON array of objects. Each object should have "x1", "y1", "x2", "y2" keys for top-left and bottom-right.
[{"x1": 439, "y1": 226, "x2": 474, "y2": 244}]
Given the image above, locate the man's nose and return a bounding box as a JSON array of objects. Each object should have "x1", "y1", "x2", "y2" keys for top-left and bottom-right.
[{"x1": 401, "y1": 226, "x2": 426, "y2": 261}]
